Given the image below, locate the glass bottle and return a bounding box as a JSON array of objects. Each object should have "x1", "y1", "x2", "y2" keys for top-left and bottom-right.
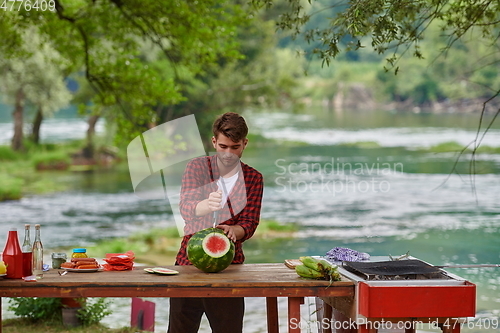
[
  {"x1": 3, "y1": 228, "x2": 23, "y2": 279},
  {"x1": 22, "y1": 224, "x2": 33, "y2": 277},
  {"x1": 32, "y1": 224, "x2": 43, "y2": 279}
]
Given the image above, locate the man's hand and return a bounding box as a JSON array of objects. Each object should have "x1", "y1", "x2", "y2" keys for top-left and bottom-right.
[
  {"x1": 207, "y1": 190, "x2": 223, "y2": 212},
  {"x1": 217, "y1": 225, "x2": 245, "y2": 242},
  {"x1": 195, "y1": 190, "x2": 222, "y2": 217}
]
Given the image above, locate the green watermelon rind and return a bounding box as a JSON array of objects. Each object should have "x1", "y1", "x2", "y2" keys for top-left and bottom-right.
[{"x1": 187, "y1": 228, "x2": 235, "y2": 273}]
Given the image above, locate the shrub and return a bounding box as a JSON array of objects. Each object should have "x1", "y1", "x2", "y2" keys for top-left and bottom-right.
[
  {"x1": 77, "y1": 298, "x2": 112, "y2": 326},
  {"x1": 0, "y1": 174, "x2": 23, "y2": 201},
  {"x1": 8, "y1": 297, "x2": 112, "y2": 326},
  {"x1": 31, "y1": 151, "x2": 71, "y2": 170},
  {"x1": 8, "y1": 297, "x2": 62, "y2": 323},
  {"x1": 0, "y1": 146, "x2": 19, "y2": 161}
]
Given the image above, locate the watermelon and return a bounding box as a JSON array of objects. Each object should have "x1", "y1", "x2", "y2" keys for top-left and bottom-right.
[{"x1": 187, "y1": 228, "x2": 235, "y2": 273}]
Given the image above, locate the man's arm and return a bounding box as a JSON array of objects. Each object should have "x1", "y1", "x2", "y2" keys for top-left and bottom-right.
[{"x1": 195, "y1": 190, "x2": 222, "y2": 217}]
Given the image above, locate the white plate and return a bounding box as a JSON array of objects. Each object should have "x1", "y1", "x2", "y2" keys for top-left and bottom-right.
[
  {"x1": 144, "y1": 267, "x2": 179, "y2": 275},
  {"x1": 62, "y1": 267, "x2": 101, "y2": 273},
  {"x1": 0, "y1": 274, "x2": 6, "y2": 277}
]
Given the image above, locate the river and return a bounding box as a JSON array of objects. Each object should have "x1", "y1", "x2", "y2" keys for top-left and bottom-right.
[{"x1": 0, "y1": 107, "x2": 499, "y2": 332}]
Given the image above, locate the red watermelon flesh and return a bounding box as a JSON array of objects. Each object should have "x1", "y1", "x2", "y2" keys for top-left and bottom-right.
[{"x1": 203, "y1": 232, "x2": 230, "y2": 257}]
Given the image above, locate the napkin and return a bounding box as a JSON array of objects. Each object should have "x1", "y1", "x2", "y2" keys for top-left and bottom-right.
[{"x1": 102, "y1": 251, "x2": 135, "y2": 271}]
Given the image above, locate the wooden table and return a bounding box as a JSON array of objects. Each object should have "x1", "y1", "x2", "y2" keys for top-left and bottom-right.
[{"x1": 0, "y1": 263, "x2": 354, "y2": 332}]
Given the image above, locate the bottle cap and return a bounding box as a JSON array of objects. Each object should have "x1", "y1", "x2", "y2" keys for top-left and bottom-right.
[{"x1": 73, "y1": 248, "x2": 87, "y2": 253}]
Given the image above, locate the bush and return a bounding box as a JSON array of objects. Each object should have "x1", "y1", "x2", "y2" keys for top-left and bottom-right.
[
  {"x1": 0, "y1": 174, "x2": 23, "y2": 201},
  {"x1": 0, "y1": 146, "x2": 19, "y2": 161},
  {"x1": 77, "y1": 298, "x2": 112, "y2": 326},
  {"x1": 31, "y1": 151, "x2": 71, "y2": 170},
  {"x1": 8, "y1": 297, "x2": 112, "y2": 326},
  {"x1": 8, "y1": 298, "x2": 62, "y2": 323}
]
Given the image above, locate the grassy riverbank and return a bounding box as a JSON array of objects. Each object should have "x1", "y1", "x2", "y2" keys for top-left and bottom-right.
[
  {"x1": 48, "y1": 219, "x2": 299, "y2": 266},
  {"x1": 2, "y1": 136, "x2": 499, "y2": 202},
  {"x1": 0, "y1": 141, "x2": 85, "y2": 201}
]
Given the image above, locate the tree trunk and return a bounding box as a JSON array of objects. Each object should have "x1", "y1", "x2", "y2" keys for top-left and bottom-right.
[
  {"x1": 83, "y1": 115, "x2": 100, "y2": 159},
  {"x1": 31, "y1": 107, "x2": 43, "y2": 145},
  {"x1": 11, "y1": 88, "x2": 24, "y2": 151}
]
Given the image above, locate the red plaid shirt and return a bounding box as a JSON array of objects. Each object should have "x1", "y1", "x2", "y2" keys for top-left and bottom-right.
[{"x1": 175, "y1": 155, "x2": 264, "y2": 265}]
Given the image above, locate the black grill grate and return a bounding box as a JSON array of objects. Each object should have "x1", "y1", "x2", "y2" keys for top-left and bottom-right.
[{"x1": 343, "y1": 259, "x2": 441, "y2": 277}]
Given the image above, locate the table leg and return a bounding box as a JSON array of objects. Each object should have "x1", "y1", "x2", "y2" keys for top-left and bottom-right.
[
  {"x1": 288, "y1": 297, "x2": 304, "y2": 333},
  {"x1": 266, "y1": 297, "x2": 279, "y2": 333},
  {"x1": 405, "y1": 325, "x2": 416, "y2": 333},
  {"x1": 440, "y1": 321, "x2": 461, "y2": 333},
  {"x1": 315, "y1": 297, "x2": 333, "y2": 333},
  {"x1": 357, "y1": 324, "x2": 376, "y2": 333}
]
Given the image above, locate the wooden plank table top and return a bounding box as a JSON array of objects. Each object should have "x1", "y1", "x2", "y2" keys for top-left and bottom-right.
[
  {"x1": 0, "y1": 263, "x2": 354, "y2": 298},
  {"x1": 0, "y1": 263, "x2": 354, "y2": 333}
]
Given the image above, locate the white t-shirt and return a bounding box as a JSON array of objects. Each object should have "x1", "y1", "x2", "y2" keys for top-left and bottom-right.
[{"x1": 217, "y1": 172, "x2": 239, "y2": 208}]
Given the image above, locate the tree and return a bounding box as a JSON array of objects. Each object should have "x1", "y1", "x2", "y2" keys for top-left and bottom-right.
[
  {"x1": 0, "y1": 26, "x2": 72, "y2": 150},
  {"x1": 1, "y1": 0, "x2": 248, "y2": 149},
  {"x1": 155, "y1": 16, "x2": 305, "y2": 146}
]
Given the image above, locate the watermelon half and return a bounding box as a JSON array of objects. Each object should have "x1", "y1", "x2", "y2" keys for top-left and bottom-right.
[{"x1": 187, "y1": 228, "x2": 235, "y2": 273}]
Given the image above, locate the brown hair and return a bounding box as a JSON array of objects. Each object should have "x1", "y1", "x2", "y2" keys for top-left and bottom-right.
[{"x1": 212, "y1": 112, "x2": 248, "y2": 142}]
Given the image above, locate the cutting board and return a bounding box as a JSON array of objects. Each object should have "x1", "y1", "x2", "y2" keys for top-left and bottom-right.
[{"x1": 284, "y1": 259, "x2": 302, "y2": 269}]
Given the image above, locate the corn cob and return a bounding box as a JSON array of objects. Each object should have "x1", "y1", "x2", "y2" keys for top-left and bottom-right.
[
  {"x1": 295, "y1": 256, "x2": 342, "y2": 282},
  {"x1": 295, "y1": 264, "x2": 324, "y2": 279}
]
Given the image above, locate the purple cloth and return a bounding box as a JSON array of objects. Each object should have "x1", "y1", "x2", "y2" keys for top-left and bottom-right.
[{"x1": 325, "y1": 247, "x2": 370, "y2": 262}]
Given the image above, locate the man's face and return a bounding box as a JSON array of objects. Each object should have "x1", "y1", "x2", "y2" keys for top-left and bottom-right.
[{"x1": 212, "y1": 133, "x2": 247, "y2": 169}]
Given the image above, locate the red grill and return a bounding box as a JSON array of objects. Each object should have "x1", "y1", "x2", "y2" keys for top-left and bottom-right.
[{"x1": 328, "y1": 256, "x2": 476, "y2": 332}]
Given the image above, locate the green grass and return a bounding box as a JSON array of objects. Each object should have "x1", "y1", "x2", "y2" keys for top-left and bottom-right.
[
  {"x1": 71, "y1": 220, "x2": 299, "y2": 266},
  {"x1": 425, "y1": 141, "x2": 500, "y2": 154},
  {"x1": 0, "y1": 140, "x2": 120, "y2": 201},
  {"x1": 2, "y1": 318, "x2": 137, "y2": 333},
  {"x1": 31, "y1": 151, "x2": 72, "y2": 170},
  {"x1": 0, "y1": 174, "x2": 24, "y2": 201},
  {"x1": 0, "y1": 146, "x2": 20, "y2": 161},
  {"x1": 337, "y1": 141, "x2": 381, "y2": 149}
]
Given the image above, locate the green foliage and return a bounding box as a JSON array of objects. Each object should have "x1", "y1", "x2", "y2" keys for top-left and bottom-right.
[
  {"x1": 1, "y1": 318, "x2": 136, "y2": 333},
  {"x1": 426, "y1": 141, "x2": 500, "y2": 154},
  {"x1": 87, "y1": 227, "x2": 181, "y2": 259},
  {"x1": 8, "y1": 297, "x2": 111, "y2": 327},
  {"x1": 427, "y1": 141, "x2": 466, "y2": 153},
  {"x1": 2, "y1": 0, "x2": 250, "y2": 145},
  {"x1": 337, "y1": 141, "x2": 381, "y2": 149},
  {"x1": 77, "y1": 298, "x2": 112, "y2": 327},
  {"x1": 257, "y1": 0, "x2": 500, "y2": 68},
  {"x1": 0, "y1": 174, "x2": 23, "y2": 201},
  {"x1": 8, "y1": 298, "x2": 62, "y2": 323},
  {"x1": 31, "y1": 151, "x2": 71, "y2": 170},
  {"x1": 0, "y1": 146, "x2": 19, "y2": 161},
  {"x1": 256, "y1": 219, "x2": 298, "y2": 234}
]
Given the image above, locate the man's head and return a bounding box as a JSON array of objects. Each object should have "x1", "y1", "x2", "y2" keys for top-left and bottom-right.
[
  {"x1": 212, "y1": 112, "x2": 248, "y2": 142},
  {"x1": 212, "y1": 112, "x2": 248, "y2": 167}
]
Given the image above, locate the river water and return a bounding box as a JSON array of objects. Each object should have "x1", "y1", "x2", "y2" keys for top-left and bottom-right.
[{"x1": 0, "y1": 108, "x2": 499, "y2": 332}]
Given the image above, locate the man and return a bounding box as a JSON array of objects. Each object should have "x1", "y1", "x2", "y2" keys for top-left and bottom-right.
[{"x1": 168, "y1": 112, "x2": 264, "y2": 333}]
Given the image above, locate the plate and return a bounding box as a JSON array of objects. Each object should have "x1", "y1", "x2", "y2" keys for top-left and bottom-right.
[
  {"x1": 0, "y1": 274, "x2": 6, "y2": 277},
  {"x1": 62, "y1": 267, "x2": 101, "y2": 273},
  {"x1": 144, "y1": 267, "x2": 179, "y2": 275}
]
